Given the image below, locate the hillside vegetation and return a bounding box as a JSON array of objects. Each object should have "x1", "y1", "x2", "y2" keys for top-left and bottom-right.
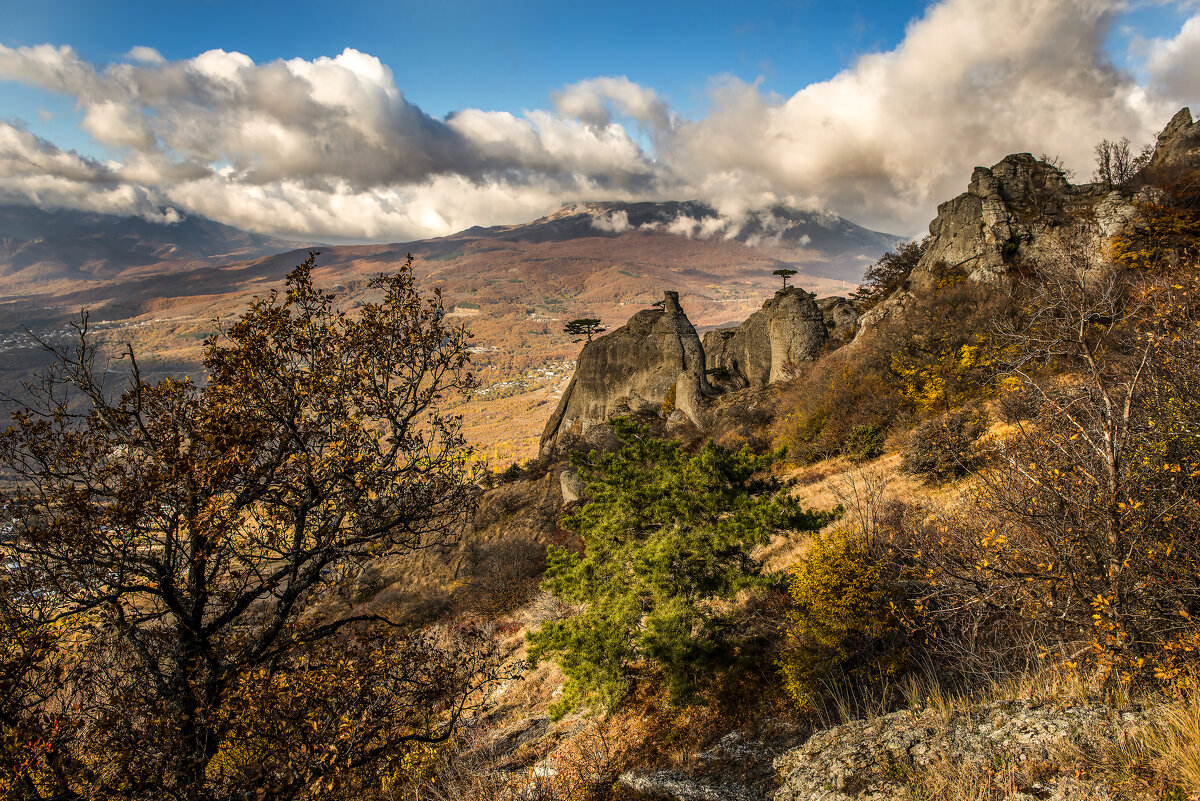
[{"x1": 4, "y1": 111, "x2": 1200, "y2": 801}]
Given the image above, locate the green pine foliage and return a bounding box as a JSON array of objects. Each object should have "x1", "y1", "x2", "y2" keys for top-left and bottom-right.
[{"x1": 526, "y1": 418, "x2": 833, "y2": 719}]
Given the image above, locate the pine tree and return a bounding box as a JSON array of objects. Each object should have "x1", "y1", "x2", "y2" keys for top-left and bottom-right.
[{"x1": 526, "y1": 419, "x2": 832, "y2": 717}]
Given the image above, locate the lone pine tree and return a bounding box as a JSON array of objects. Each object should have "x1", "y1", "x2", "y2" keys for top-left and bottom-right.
[{"x1": 527, "y1": 419, "x2": 832, "y2": 718}]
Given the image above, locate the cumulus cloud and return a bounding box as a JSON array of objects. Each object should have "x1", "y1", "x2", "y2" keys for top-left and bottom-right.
[
  {"x1": 1143, "y1": 13, "x2": 1200, "y2": 101},
  {"x1": 664, "y1": 0, "x2": 1187, "y2": 233},
  {"x1": 0, "y1": 0, "x2": 1197, "y2": 242}
]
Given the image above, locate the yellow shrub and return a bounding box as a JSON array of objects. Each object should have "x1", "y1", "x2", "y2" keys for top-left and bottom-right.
[{"x1": 778, "y1": 529, "x2": 897, "y2": 708}]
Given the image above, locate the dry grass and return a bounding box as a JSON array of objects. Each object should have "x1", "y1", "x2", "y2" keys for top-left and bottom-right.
[
  {"x1": 1144, "y1": 684, "x2": 1200, "y2": 796},
  {"x1": 759, "y1": 450, "x2": 965, "y2": 573}
]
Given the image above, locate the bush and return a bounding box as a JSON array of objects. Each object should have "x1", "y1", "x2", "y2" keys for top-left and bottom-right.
[
  {"x1": 527, "y1": 419, "x2": 834, "y2": 718},
  {"x1": 775, "y1": 350, "x2": 903, "y2": 464},
  {"x1": 778, "y1": 529, "x2": 900, "y2": 709},
  {"x1": 902, "y1": 408, "x2": 988, "y2": 481},
  {"x1": 845, "y1": 424, "x2": 885, "y2": 462}
]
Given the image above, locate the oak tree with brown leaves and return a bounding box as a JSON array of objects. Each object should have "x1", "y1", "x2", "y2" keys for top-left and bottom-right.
[{"x1": 0, "y1": 253, "x2": 502, "y2": 801}]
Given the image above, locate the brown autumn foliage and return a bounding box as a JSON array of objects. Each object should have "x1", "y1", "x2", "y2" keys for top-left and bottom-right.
[
  {"x1": 891, "y1": 226, "x2": 1200, "y2": 688},
  {"x1": 0, "y1": 253, "x2": 504, "y2": 801}
]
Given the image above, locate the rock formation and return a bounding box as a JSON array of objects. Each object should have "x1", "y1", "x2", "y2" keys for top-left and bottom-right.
[
  {"x1": 702, "y1": 288, "x2": 829, "y2": 389},
  {"x1": 858, "y1": 152, "x2": 1126, "y2": 334},
  {"x1": 1149, "y1": 106, "x2": 1199, "y2": 170},
  {"x1": 817, "y1": 296, "x2": 858, "y2": 342},
  {"x1": 539, "y1": 291, "x2": 709, "y2": 458},
  {"x1": 773, "y1": 701, "x2": 1150, "y2": 801}
]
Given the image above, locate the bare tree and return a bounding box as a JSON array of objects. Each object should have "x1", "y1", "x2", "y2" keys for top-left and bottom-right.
[
  {"x1": 1094, "y1": 137, "x2": 1137, "y2": 188},
  {"x1": 831, "y1": 467, "x2": 891, "y2": 549}
]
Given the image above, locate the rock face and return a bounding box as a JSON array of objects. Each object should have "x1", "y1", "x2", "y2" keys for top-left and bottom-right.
[
  {"x1": 817, "y1": 296, "x2": 858, "y2": 342},
  {"x1": 772, "y1": 702, "x2": 1150, "y2": 801},
  {"x1": 539, "y1": 291, "x2": 709, "y2": 458},
  {"x1": 1150, "y1": 106, "x2": 1200, "y2": 170},
  {"x1": 858, "y1": 153, "x2": 1118, "y2": 334},
  {"x1": 702, "y1": 288, "x2": 828, "y2": 388},
  {"x1": 915, "y1": 153, "x2": 1095, "y2": 289}
]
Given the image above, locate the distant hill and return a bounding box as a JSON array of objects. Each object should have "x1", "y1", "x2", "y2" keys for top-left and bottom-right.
[
  {"x1": 0, "y1": 205, "x2": 308, "y2": 291},
  {"x1": 443, "y1": 201, "x2": 901, "y2": 281},
  {"x1": 0, "y1": 199, "x2": 901, "y2": 465}
]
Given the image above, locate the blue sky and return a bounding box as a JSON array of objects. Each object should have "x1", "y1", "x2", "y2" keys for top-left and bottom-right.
[
  {"x1": 0, "y1": 0, "x2": 1197, "y2": 241},
  {"x1": 1, "y1": 1, "x2": 926, "y2": 122}
]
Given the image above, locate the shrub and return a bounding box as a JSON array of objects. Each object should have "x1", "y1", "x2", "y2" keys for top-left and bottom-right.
[
  {"x1": 527, "y1": 419, "x2": 834, "y2": 718},
  {"x1": 902, "y1": 408, "x2": 988, "y2": 481},
  {"x1": 774, "y1": 350, "x2": 903, "y2": 464},
  {"x1": 778, "y1": 529, "x2": 900, "y2": 709},
  {"x1": 845, "y1": 424, "x2": 885, "y2": 462}
]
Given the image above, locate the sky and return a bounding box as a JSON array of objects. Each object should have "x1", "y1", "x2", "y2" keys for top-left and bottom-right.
[{"x1": 0, "y1": 0, "x2": 1198, "y2": 242}]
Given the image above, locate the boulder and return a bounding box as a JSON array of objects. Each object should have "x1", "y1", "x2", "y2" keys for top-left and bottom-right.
[
  {"x1": 772, "y1": 702, "x2": 1151, "y2": 801},
  {"x1": 702, "y1": 288, "x2": 828, "y2": 388},
  {"x1": 539, "y1": 291, "x2": 709, "y2": 458},
  {"x1": 817, "y1": 296, "x2": 858, "y2": 342},
  {"x1": 558, "y1": 468, "x2": 585, "y2": 505}
]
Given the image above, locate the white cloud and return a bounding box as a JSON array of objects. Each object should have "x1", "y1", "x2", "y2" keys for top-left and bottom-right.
[
  {"x1": 125, "y1": 46, "x2": 165, "y2": 64},
  {"x1": 0, "y1": 0, "x2": 1197, "y2": 242},
  {"x1": 1143, "y1": 13, "x2": 1200, "y2": 101},
  {"x1": 592, "y1": 209, "x2": 632, "y2": 233}
]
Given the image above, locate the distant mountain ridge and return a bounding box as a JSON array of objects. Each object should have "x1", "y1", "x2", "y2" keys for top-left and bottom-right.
[
  {"x1": 0, "y1": 205, "x2": 309, "y2": 289},
  {"x1": 450, "y1": 200, "x2": 901, "y2": 272}
]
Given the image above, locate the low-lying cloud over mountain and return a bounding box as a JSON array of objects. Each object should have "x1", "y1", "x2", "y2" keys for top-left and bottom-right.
[{"x1": 1, "y1": 0, "x2": 1197, "y2": 242}]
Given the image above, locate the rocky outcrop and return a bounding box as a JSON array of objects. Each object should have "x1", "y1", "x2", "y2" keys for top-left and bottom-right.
[
  {"x1": 915, "y1": 153, "x2": 1102, "y2": 290},
  {"x1": 772, "y1": 702, "x2": 1151, "y2": 801},
  {"x1": 1149, "y1": 106, "x2": 1200, "y2": 170},
  {"x1": 619, "y1": 731, "x2": 778, "y2": 801},
  {"x1": 858, "y1": 153, "x2": 1122, "y2": 334},
  {"x1": 817, "y1": 296, "x2": 858, "y2": 342},
  {"x1": 702, "y1": 288, "x2": 828, "y2": 388},
  {"x1": 539, "y1": 291, "x2": 709, "y2": 458}
]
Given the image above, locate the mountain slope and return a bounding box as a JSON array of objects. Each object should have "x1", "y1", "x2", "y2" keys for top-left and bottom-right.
[{"x1": 0, "y1": 204, "x2": 308, "y2": 291}]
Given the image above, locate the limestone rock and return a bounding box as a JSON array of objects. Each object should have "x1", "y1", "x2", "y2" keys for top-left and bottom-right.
[
  {"x1": 816, "y1": 296, "x2": 858, "y2": 342},
  {"x1": 858, "y1": 153, "x2": 1117, "y2": 334},
  {"x1": 772, "y1": 702, "x2": 1151, "y2": 801},
  {"x1": 618, "y1": 771, "x2": 751, "y2": 801},
  {"x1": 558, "y1": 468, "x2": 584, "y2": 505},
  {"x1": 539, "y1": 291, "x2": 709, "y2": 458},
  {"x1": 702, "y1": 288, "x2": 827, "y2": 388},
  {"x1": 1149, "y1": 107, "x2": 1200, "y2": 169}
]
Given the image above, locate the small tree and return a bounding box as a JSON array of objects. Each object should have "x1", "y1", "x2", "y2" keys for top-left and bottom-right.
[
  {"x1": 1094, "y1": 136, "x2": 1140, "y2": 189},
  {"x1": 564, "y1": 317, "x2": 606, "y2": 343},
  {"x1": 0, "y1": 253, "x2": 501, "y2": 801},
  {"x1": 526, "y1": 419, "x2": 833, "y2": 718},
  {"x1": 773, "y1": 268, "x2": 799, "y2": 290},
  {"x1": 853, "y1": 237, "x2": 928, "y2": 309}
]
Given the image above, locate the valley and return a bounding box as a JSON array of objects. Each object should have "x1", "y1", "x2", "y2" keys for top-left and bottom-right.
[{"x1": 0, "y1": 201, "x2": 895, "y2": 465}]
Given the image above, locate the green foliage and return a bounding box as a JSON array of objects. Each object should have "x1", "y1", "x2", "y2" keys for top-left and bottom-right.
[
  {"x1": 845, "y1": 424, "x2": 885, "y2": 463},
  {"x1": 773, "y1": 268, "x2": 799, "y2": 290},
  {"x1": 527, "y1": 419, "x2": 833, "y2": 718},
  {"x1": 564, "y1": 317, "x2": 606, "y2": 343},
  {"x1": 778, "y1": 529, "x2": 898, "y2": 709}
]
